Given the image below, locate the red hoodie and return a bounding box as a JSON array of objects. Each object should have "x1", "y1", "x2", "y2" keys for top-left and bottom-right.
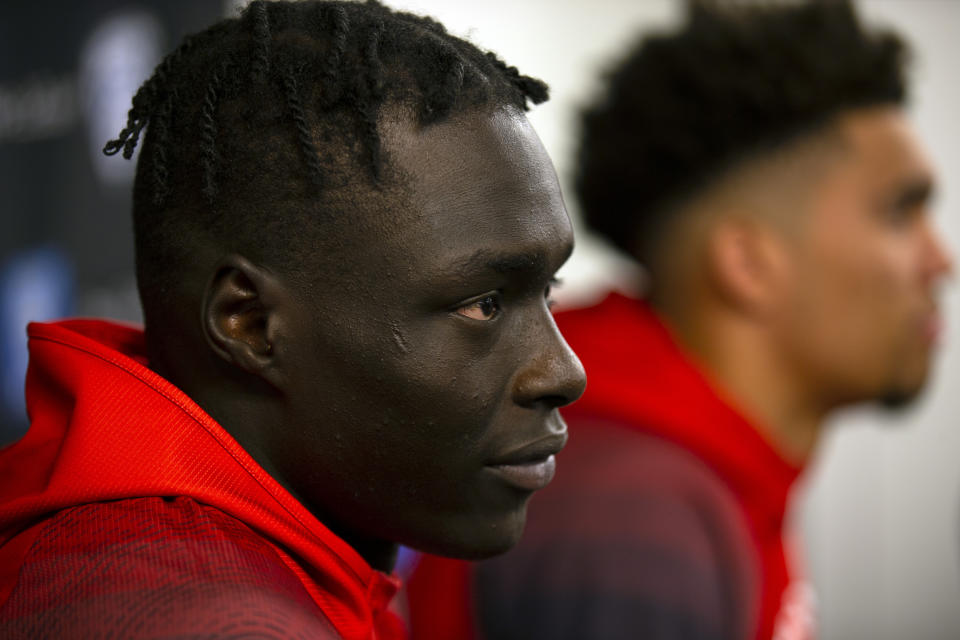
[
  {"x1": 407, "y1": 293, "x2": 810, "y2": 640},
  {"x1": 0, "y1": 319, "x2": 405, "y2": 639},
  {"x1": 548, "y1": 293, "x2": 809, "y2": 640}
]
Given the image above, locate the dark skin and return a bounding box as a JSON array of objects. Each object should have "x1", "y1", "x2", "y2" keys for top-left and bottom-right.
[{"x1": 152, "y1": 106, "x2": 586, "y2": 572}]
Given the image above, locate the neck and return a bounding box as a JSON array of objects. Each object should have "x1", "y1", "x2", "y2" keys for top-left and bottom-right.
[
  {"x1": 153, "y1": 354, "x2": 401, "y2": 574},
  {"x1": 210, "y1": 407, "x2": 401, "y2": 574},
  {"x1": 655, "y1": 301, "x2": 823, "y2": 464},
  {"x1": 324, "y1": 526, "x2": 399, "y2": 574},
  {"x1": 261, "y1": 466, "x2": 400, "y2": 573}
]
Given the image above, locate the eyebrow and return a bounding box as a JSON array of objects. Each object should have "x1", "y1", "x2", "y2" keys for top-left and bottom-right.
[
  {"x1": 449, "y1": 244, "x2": 572, "y2": 280},
  {"x1": 451, "y1": 249, "x2": 547, "y2": 278}
]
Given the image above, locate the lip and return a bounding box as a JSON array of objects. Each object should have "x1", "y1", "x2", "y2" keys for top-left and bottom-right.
[
  {"x1": 487, "y1": 456, "x2": 557, "y2": 491},
  {"x1": 485, "y1": 432, "x2": 568, "y2": 492}
]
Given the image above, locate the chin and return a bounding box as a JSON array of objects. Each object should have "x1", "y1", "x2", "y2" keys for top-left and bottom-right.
[
  {"x1": 868, "y1": 351, "x2": 934, "y2": 411},
  {"x1": 457, "y1": 529, "x2": 525, "y2": 560},
  {"x1": 876, "y1": 375, "x2": 928, "y2": 411},
  {"x1": 411, "y1": 510, "x2": 528, "y2": 560}
]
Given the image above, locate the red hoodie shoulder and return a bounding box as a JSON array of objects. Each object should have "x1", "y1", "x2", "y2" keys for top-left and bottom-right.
[
  {"x1": 0, "y1": 496, "x2": 342, "y2": 638},
  {"x1": 0, "y1": 320, "x2": 405, "y2": 640}
]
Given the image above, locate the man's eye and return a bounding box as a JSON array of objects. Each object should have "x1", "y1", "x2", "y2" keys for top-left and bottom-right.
[
  {"x1": 885, "y1": 203, "x2": 922, "y2": 227},
  {"x1": 457, "y1": 295, "x2": 501, "y2": 321}
]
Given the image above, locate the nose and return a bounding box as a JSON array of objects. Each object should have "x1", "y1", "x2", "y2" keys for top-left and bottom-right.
[{"x1": 511, "y1": 315, "x2": 587, "y2": 409}]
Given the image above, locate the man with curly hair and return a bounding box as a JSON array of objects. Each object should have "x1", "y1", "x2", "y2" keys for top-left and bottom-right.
[
  {"x1": 411, "y1": 2, "x2": 952, "y2": 639},
  {"x1": 0, "y1": 2, "x2": 585, "y2": 638}
]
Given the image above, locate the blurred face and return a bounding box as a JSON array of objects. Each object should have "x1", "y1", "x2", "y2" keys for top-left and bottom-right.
[
  {"x1": 776, "y1": 107, "x2": 951, "y2": 409},
  {"x1": 275, "y1": 107, "x2": 585, "y2": 561}
]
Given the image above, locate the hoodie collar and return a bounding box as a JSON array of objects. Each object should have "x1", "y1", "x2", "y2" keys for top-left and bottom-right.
[
  {"x1": 556, "y1": 293, "x2": 804, "y2": 537},
  {"x1": 0, "y1": 319, "x2": 399, "y2": 639}
]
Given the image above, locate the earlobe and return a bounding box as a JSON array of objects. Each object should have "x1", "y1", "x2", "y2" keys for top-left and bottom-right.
[{"x1": 201, "y1": 254, "x2": 286, "y2": 388}]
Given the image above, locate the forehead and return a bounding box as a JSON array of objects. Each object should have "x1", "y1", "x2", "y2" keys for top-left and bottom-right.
[
  {"x1": 379, "y1": 107, "x2": 573, "y2": 278},
  {"x1": 832, "y1": 107, "x2": 935, "y2": 191}
]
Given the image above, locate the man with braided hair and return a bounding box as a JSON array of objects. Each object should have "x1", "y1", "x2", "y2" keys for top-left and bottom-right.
[{"x1": 0, "y1": 2, "x2": 585, "y2": 638}]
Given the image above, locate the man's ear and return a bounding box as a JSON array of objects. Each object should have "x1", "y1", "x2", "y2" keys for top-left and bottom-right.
[
  {"x1": 201, "y1": 254, "x2": 287, "y2": 389},
  {"x1": 706, "y1": 217, "x2": 790, "y2": 316}
]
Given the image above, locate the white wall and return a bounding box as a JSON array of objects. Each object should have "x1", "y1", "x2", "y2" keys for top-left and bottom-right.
[
  {"x1": 383, "y1": 1, "x2": 960, "y2": 638},
  {"x1": 800, "y1": 3, "x2": 960, "y2": 637}
]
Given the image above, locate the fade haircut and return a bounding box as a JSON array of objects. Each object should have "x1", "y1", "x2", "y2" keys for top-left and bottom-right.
[
  {"x1": 104, "y1": 0, "x2": 548, "y2": 332},
  {"x1": 575, "y1": 0, "x2": 909, "y2": 271}
]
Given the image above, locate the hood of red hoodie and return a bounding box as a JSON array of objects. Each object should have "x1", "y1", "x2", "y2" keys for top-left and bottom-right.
[
  {"x1": 0, "y1": 318, "x2": 398, "y2": 636},
  {"x1": 555, "y1": 292, "x2": 804, "y2": 540}
]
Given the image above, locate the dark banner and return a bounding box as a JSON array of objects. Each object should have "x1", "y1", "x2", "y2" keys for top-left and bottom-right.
[{"x1": 0, "y1": 1, "x2": 225, "y2": 445}]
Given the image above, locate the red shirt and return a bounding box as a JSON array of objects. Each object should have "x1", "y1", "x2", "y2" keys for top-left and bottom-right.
[{"x1": 0, "y1": 319, "x2": 405, "y2": 639}]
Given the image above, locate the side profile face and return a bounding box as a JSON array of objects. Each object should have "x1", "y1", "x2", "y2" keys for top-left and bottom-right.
[
  {"x1": 270, "y1": 107, "x2": 585, "y2": 559},
  {"x1": 774, "y1": 107, "x2": 952, "y2": 408}
]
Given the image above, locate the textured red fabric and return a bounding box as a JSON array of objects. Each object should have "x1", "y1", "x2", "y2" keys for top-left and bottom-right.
[
  {"x1": 405, "y1": 551, "x2": 477, "y2": 640},
  {"x1": 0, "y1": 319, "x2": 405, "y2": 639},
  {"x1": 553, "y1": 293, "x2": 804, "y2": 640}
]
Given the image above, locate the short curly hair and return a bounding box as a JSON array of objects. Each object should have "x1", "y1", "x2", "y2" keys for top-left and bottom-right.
[{"x1": 575, "y1": 0, "x2": 909, "y2": 269}]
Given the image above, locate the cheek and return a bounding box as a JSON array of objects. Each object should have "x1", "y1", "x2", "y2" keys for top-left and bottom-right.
[
  {"x1": 377, "y1": 330, "x2": 505, "y2": 444},
  {"x1": 782, "y1": 235, "x2": 917, "y2": 384},
  {"x1": 833, "y1": 239, "x2": 918, "y2": 335},
  {"x1": 327, "y1": 323, "x2": 505, "y2": 467}
]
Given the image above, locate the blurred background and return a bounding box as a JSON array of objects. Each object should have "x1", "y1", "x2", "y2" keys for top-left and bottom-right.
[{"x1": 2, "y1": 1, "x2": 958, "y2": 637}]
